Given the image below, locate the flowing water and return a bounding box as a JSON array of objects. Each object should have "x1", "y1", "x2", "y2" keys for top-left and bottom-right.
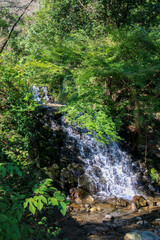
[
  {"x1": 32, "y1": 85, "x2": 50, "y2": 103},
  {"x1": 32, "y1": 86, "x2": 139, "y2": 200},
  {"x1": 61, "y1": 123, "x2": 138, "y2": 200}
]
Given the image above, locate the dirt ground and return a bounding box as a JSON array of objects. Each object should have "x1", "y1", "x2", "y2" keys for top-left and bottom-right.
[{"x1": 49, "y1": 205, "x2": 160, "y2": 240}]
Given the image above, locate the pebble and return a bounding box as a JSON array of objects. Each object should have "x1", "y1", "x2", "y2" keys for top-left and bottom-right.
[
  {"x1": 136, "y1": 220, "x2": 143, "y2": 225},
  {"x1": 105, "y1": 214, "x2": 114, "y2": 220},
  {"x1": 90, "y1": 207, "x2": 97, "y2": 213}
]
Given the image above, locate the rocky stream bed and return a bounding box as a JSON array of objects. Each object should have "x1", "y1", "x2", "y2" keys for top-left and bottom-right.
[{"x1": 51, "y1": 194, "x2": 160, "y2": 240}]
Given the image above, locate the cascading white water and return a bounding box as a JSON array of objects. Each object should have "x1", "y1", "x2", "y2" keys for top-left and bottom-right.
[
  {"x1": 31, "y1": 86, "x2": 139, "y2": 200},
  {"x1": 61, "y1": 123, "x2": 138, "y2": 200},
  {"x1": 32, "y1": 85, "x2": 50, "y2": 103}
]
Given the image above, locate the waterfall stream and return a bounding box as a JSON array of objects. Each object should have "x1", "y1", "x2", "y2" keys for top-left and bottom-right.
[
  {"x1": 32, "y1": 86, "x2": 139, "y2": 200},
  {"x1": 61, "y1": 123, "x2": 138, "y2": 200}
]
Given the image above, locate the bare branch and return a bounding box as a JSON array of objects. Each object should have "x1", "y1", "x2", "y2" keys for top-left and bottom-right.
[{"x1": 0, "y1": 0, "x2": 35, "y2": 53}]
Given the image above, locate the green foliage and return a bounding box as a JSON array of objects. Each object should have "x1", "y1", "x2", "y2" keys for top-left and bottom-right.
[
  {"x1": 21, "y1": 15, "x2": 160, "y2": 142},
  {"x1": 150, "y1": 168, "x2": 160, "y2": 183},
  {"x1": 1, "y1": 1, "x2": 160, "y2": 237},
  {"x1": 24, "y1": 179, "x2": 67, "y2": 216},
  {"x1": 0, "y1": 63, "x2": 68, "y2": 239}
]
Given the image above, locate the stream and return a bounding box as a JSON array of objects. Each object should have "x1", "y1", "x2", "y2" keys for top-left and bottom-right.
[
  {"x1": 31, "y1": 86, "x2": 160, "y2": 240},
  {"x1": 32, "y1": 85, "x2": 139, "y2": 200}
]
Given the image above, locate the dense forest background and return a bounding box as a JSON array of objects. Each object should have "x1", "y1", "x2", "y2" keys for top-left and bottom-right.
[{"x1": 0, "y1": 0, "x2": 160, "y2": 239}]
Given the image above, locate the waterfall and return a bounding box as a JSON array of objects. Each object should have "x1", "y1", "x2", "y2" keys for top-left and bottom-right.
[
  {"x1": 61, "y1": 123, "x2": 138, "y2": 200},
  {"x1": 32, "y1": 85, "x2": 50, "y2": 103},
  {"x1": 31, "y1": 86, "x2": 139, "y2": 200}
]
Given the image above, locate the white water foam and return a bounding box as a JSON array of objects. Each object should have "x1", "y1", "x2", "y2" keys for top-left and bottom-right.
[{"x1": 62, "y1": 124, "x2": 138, "y2": 200}]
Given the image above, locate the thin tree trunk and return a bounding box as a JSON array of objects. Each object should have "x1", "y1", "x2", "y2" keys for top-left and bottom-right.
[{"x1": 0, "y1": 0, "x2": 35, "y2": 54}]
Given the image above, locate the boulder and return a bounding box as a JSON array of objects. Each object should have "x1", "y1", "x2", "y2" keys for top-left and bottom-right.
[
  {"x1": 104, "y1": 197, "x2": 129, "y2": 207},
  {"x1": 84, "y1": 195, "x2": 94, "y2": 204},
  {"x1": 124, "y1": 230, "x2": 160, "y2": 240},
  {"x1": 116, "y1": 198, "x2": 129, "y2": 207},
  {"x1": 78, "y1": 174, "x2": 97, "y2": 194},
  {"x1": 60, "y1": 163, "x2": 84, "y2": 190},
  {"x1": 69, "y1": 187, "x2": 94, "y2": 204},
  {"x1": 132, "y1": 196, "x2": 147, "y2": 208},
  {"x1": 91, "y1": 203, "x2": 116, "y2": 213},
  {"x1": 104, "y1": 197, "x2": 118, "y2": 206},
  {"x1": 146, "y1": 196, "x2": 159, "y2": 206}
]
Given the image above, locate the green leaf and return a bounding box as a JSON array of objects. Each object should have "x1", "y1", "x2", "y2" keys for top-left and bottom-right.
[
  {"x1": 33, "y1": 200, "x2": 38, "y2": 208},
  {"x1": 29, "y1": 202, "x2": 36, "y2": 215},
  {"x1": 23, "y1": 201, "x2": 28, "y2": 209},
  {"x1": 38, "y1": 221, "x2": 44, "y2": 225},
  {"x1": 50, "y1": 197, "x2": 58, "y2": 206},
  {"x1": 37, "y1": 200, "x2": 43, "y2": 211},
  {"x1": 40, "y1": 195, "x2": 47, "y2": 204},
  {"x1": 59, "y1": 202, "x2": 67, "y2": 216},
  {"x1": 54, "y1": 191, "x2": 65, "y2": 201}
]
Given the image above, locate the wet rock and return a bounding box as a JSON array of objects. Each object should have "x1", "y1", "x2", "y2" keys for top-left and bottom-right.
[
  {"x1": 138, "y1": 207, "x2": 149, "y2": 213},
  {"x1": 70, "y1": 187, "x2": 90, "y2": 199},
  {"x1": 78, "y1": 174, "x2": 97, "y2": 194},
  {"x1": 84, "y1": 195, "x2": 94, "y2": 204},
  {"x1": 147, "y1": 200, "x2": 156, "y2": 206},
  {"x1": 90, "y1": 207, "x2": 97, "y2": 213},
  {"x1": 69, "y1": 187, "x2": 94, "y2": 204},
  {"x1": 69, "y1": 203, "x2": 83, "y2": 211},
  {"x1": 60, "y1": 164, "x2": 84, "y2": 190},
  {"x1": 74, "y1": 197, "x2": 83, "y2": 204},
  {"x1": 136, "y1": 220, "x2": 144, "y2": 225},
  {"x1": 104, "y1": 197, "x2": 118, "y2": 206},
  {"x1": 92, "y1": 203, "x2": 116, "y2": 213},
  {"x1": 105, "y1": 214, "x2": 114, "y2": 220},
  {"x1": 131, "y1": 203, "x2": 138, "y2": 212},
  {"x1": 104, "y1": 197, "x2": 129, "y2": 207},
  {"x1": 124, "y1": 230, "x2": 160, "y2": 240},
  {"x1": 138, "y1": 206, "x2": 158, "y2": 214},
  {"x1": 116, "y1": 198, "x2": 129, "y2": 207},
  {"x1": 132, "y1": 196, "x2": 147, "y2": 208},
  {"x1": 111, "y1": 208, "x2": 133, "y2": 218},
  {"x1": 146, "y1": 196, "x2": 160, "y2": 206},
  {"x1": 43, "y1": 164, "x2": 60, "y2": 179}
]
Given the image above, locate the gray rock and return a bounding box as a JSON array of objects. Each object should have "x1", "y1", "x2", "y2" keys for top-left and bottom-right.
[{"x1": 124, "y1": 230, "x2": 160, "y2": 240}]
